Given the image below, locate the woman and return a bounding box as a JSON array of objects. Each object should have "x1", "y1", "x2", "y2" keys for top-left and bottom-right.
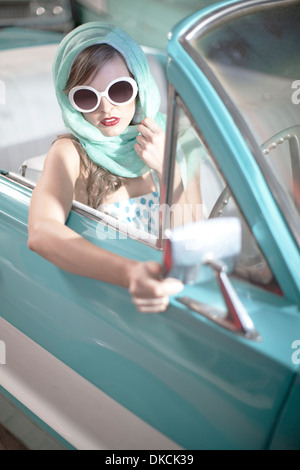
[{"x1": 28, "y1": 22, "x2": 184, "y2": 312}]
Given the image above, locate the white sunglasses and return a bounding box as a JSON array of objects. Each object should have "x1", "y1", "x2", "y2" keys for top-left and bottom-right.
[{"x1": 68, "y1": 76, "x2": 138, "y2": 113}]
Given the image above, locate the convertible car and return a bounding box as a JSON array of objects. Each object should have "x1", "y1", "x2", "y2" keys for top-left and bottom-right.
[{"x1": 0, "y1": 0, "x2": 300, "y2": 450}]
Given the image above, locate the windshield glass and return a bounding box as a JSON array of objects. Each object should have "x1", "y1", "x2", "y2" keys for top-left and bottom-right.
[{"x1": 189, "y1": 1, "x2": 300, "y2": 228}]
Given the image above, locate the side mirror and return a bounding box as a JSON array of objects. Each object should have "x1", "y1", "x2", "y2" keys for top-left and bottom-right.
[
  {"x1": 164, "y1": 218, "x2": 241, "y2": 282},
  {"x1": 164, "y1": 218, "x2": 261, "y2": 341}
]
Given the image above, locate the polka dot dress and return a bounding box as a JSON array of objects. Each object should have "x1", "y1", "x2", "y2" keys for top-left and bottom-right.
[{"x1": 100, "y1": 190, "x2": 160, "y2": 236}]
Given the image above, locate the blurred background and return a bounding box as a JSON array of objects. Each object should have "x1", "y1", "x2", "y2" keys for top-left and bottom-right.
[{"x1": 0, "y1": 0, "x2": 219, "y2": 49}]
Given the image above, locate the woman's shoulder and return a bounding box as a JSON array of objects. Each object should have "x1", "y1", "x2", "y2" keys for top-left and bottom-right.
[
  {"x1": 44, "y1": 134, "x2": 81, "y2": 179},
  {"x1": 52, "y1": 133, "x2": 81, "y2": 153},
  {"x1": 50, "y1": 134, "x2": 82, "y2": 162}
]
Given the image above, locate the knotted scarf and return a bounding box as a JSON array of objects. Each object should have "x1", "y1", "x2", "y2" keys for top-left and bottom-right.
[{"x1": 53, "y1": 22, "x2": 166, "y2": 177}]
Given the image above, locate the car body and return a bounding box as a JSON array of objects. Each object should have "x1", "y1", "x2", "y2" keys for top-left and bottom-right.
[{"x1": 0, "y1": 0, "x2": 300, "y2": 450}]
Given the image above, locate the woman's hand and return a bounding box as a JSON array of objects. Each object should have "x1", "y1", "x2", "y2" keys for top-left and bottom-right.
[
  {"x1": 134, "y1": 117, "x2": 165, "y2": 180},
  {"x1": 128, "y1": 261, "x2": 184, "y2": 313}
]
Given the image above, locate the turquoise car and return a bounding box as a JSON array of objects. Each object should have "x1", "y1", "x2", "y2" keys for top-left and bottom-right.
[{"x1": 0, "y1": 0, "x2": 300, "y2": 450}]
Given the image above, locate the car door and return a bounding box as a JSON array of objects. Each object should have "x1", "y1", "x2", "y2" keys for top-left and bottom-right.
[
  {"x1": 156, "y1": 0, "x2": 300, "y2": 449},
  {"x1": 1, "y1": 167, "x2": 298, "y2": 450}
]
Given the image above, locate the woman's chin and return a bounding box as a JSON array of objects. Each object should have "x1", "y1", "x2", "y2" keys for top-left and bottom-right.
[{"x1": 98, "y1": 122, "x2": 128, "y2": 137}]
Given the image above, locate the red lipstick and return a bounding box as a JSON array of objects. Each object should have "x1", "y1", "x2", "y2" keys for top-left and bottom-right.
[{"x1": 101, "y1": 117, "x2": 120, "y2": 127}]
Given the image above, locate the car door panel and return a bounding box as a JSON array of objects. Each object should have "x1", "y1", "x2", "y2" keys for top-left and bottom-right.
[{"x1": 0, "y1": 176, "x2": 299, "y2": 449}]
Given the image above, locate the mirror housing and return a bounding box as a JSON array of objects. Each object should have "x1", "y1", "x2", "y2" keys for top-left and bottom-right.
[
  {"x1": 164, "y1": 217, "x2": 241, "y2": 283},
  {"x1": 164, "y1": 218, "x2": 261, "y2": 341}
]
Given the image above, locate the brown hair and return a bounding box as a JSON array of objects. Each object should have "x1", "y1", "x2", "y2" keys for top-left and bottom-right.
[{"x1": 62, "y1": 44, "x2": 129, "y2": 208}]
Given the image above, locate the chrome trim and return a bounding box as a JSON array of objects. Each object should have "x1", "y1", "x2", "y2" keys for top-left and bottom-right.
[
  {"x1": 183, "y1": 0, "x2": 296, "y2": 43},
  {"x1": 209, "y1": 186, "x2": 232, "y2": 219},
  {"x1": 161, "y1": 85, "x2": 223, "y2": 232},
  {"x1": 160, "y1": 92, "x2": 278, "y2": 292},
  {"x1": 206, "y1": 259, "x2": 261, "y2": 341},
  {"x1": 1, "y1": 171, "x2": 36, "y2": 191},
  {"x1": 72, "y1": 200, "x2": 159, "y2": 249},
  {"x1": 160, "y1": 83, "x2": 178, "y2": 244},
  {"x1": 261, "y1": 125, "x2": 300, "y2": 209},
  {"x1": 179, "y1": 0, "x2": 300, "y2": 247},
  {"x1": 162, "y1": 89, "x2": 232, "y2": 215}
]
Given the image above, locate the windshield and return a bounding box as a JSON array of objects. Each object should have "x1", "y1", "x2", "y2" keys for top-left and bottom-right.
[{"x1": 188, "y1": 1, "x2": 300, "y2": 236}]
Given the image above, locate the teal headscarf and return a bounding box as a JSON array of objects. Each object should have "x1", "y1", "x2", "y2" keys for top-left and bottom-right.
[{"x1": 53, "y1": 22, "x2": 166, "y2": 177}]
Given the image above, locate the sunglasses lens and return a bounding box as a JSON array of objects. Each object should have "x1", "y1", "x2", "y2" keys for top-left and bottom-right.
[
  {"x1": 108, "y1": 80, "x2": 134, "y2": 104},
  {"x1": 73, "y1": 88, "x2": 98, "y2": 111}
]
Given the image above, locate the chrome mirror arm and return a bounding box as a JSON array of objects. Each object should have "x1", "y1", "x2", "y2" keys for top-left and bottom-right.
[{"x1": 205, "y1": 259, "x2": 261, "y2": 341}]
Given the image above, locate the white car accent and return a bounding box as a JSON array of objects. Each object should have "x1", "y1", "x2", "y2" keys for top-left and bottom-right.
[{"x1": 0, "y1": 317, "x2": 181, "y2": 450}]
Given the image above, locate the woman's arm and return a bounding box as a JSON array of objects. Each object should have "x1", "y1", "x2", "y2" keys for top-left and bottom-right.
[{"x1": 28, "y1": 138, "x2": 183, "y2": 311}]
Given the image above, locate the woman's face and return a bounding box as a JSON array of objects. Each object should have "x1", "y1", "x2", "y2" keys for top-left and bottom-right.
[{"x1": 82, "y1": 56, "x2": 137, "y2": 137}]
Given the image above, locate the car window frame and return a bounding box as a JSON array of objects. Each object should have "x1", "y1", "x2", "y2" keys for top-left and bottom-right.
[
  {"x1": 160, "y1": 84, "x2": 280, "y2": 288},
  {"x1": 2, "y1": 171, "x2": 160, "y2": 249}
]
